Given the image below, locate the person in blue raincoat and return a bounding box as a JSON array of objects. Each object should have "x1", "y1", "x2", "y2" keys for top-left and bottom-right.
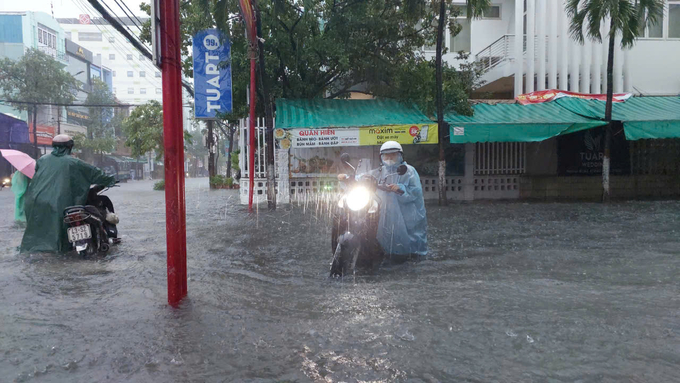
[
  {"x1": 20, "y1": 135, "x2": 116, "y2": 253},
  {"x1": 370, "y1": 141, "x2": 428, "y2": 257}
]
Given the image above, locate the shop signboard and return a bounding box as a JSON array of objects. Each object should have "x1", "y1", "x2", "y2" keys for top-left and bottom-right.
[{"x1": 276, "y1": 124, "x2": 438, "y2": 149}]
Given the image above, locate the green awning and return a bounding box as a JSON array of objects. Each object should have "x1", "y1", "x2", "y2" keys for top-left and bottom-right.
[
  {"x1": 275, "y1": 99, "x2": 432, "y2": 129},
  {"x1": 554, "y1": 97, "x2": 680, "y2": 141},
  {"x1": 446, "y1": 102, "x2": 607, "y2": 143}
]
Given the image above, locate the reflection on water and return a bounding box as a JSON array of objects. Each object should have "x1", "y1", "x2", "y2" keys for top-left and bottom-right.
[{"x1": 1, "y1": 178, "x2": 679, "y2": 382}]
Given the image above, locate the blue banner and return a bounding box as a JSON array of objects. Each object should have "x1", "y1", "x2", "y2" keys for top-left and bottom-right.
[{"x1": 193, "y1": 29, "x2": 233, "y2": 119}]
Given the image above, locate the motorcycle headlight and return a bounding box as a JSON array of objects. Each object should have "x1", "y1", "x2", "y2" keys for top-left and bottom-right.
[
  {"x1": 3, "y1": 178, "x2": 9, "y2": 183},
  {"x1": 346, "y1": 186, "x2": 370, "y2": 211}
]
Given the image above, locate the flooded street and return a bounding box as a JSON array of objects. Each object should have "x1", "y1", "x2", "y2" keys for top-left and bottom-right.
[{"x1": 1, "y1": 178, "x2": 679, "y2": 382}]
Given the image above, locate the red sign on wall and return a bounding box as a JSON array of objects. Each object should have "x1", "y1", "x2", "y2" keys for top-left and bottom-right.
[
  {"x1": 28, "y1": 124, "x2": 56, "y2": 146},
  {"x1": 79, "y1": 14, "x2": 91, "y2": 25}
]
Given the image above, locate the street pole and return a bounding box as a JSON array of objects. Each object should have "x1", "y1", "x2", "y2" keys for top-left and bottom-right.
[
  {"x1": 207, "y1": 120, "x2": 215, "y2": 184},
  {"x1": 248, "y1": 39, "x2": 256, "y2": 211},
  {"x1": 160, "y1": 0, "x2": 187, "y2": 307}
]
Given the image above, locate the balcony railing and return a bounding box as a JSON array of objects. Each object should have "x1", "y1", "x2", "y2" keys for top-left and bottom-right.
[
  {"x1": 474, "y1": 34, "x2": 549, "y2": 73},
  {"x1": 37, "y1": 45, "x2": 69, "y2": 63}
]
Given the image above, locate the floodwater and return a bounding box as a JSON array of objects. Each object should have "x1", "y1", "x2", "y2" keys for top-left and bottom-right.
[{"x1": 1, "y1": 178, "x2": 679, "y2": 382}]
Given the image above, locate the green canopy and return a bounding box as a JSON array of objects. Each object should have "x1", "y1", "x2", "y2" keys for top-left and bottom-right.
[
  {"x1": 446, "y1": 102, "x2": 607, "y2": 143},
  {"x1": 554, "y1": 97, "x2": 680, "y2": 141},
  {"x1": 275, "y1": 99, "x2": 432, "y2": 129}
]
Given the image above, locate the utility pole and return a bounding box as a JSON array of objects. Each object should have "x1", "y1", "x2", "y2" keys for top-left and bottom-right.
[
  {"x1": 207, "y1": 120, "x2": 216, "y2": 184},
  {"x1": 159, "y1": 0, "x2": 187, "y2": 307}
]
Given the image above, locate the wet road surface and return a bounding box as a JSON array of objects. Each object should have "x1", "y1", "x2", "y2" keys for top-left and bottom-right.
[{"x1": 1, "y1": 178, "x2": 679, "y2": 382}]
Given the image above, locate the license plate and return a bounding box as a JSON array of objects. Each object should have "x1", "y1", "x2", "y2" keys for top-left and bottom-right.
[{"x1": 68, "y1": 225, "x2": 92, "y2": 242}]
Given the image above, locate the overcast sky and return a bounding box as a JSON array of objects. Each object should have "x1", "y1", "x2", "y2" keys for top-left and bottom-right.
[{"x1": 3, "y1": 0, "x2": 148, "y2": 18}]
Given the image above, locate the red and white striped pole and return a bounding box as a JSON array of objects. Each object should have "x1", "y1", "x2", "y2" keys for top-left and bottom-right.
[{"x1": 160, "y1": 0, "x2": 187, "y2": 307}]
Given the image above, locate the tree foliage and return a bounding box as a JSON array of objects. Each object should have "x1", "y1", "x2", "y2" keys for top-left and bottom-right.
[
  {"x1": 0, "y1": 48, "x2": 78, "y2": 110},
  {"x1": 123, "y1": 101, "x2": 193, "y2": 161}
]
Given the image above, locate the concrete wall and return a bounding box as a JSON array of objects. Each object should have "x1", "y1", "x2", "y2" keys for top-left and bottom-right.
[
  {"x1": 520, "y1": 175, "x2": 680, "y2": 201},
  {"x1": 627, "y1": 39, "x2": 680, "y2": 96}
]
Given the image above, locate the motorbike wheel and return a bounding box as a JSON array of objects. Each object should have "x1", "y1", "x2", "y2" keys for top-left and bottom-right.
[
  {"x1": 330, "y1": 244, "x2": 360, "y2": 278},
  {"x1": 100, "y1": 243, "x2": 110, "y2": 253}
]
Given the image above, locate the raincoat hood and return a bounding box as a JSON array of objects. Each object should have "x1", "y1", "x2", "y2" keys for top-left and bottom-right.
[{"x1": 51, "y1": 146, "x2": 72, "y2": 157}]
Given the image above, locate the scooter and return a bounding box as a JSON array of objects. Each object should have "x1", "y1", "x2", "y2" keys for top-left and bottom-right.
[
  {"x1": 330, "y1": 154, "x2": 407, "y2": 277},
  {"x1": 63, "y1": 184, "x2": 120, "y2": 257}
]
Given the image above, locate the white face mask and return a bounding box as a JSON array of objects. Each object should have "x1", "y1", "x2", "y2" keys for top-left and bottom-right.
[{"x1": 383, "y1": 159, "x2": 396, "y2": 166}]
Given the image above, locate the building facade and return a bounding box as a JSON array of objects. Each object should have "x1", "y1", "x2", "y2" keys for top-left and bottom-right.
[
  {"x1": 423, "y1": 0, "x2": 680, "y2": 98},
  {"x1": 57, "y1": 16, "x2": 163, "y2": 104}
]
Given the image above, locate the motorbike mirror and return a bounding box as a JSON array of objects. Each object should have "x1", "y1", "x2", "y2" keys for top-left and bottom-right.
[
  {"x1": 397, "y1": 164, "x2": 408, "y2": 176},
  {"x1": 340, "y1": 153, "x2": 355, "y2": 171}
]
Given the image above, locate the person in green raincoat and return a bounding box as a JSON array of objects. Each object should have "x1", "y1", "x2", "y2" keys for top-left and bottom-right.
[
  {"x1": 20, "y1": 135, "x2": 116, "y2": 253},
  {"x1": 10, "y1": 171, "x2": 30, "y2": 223}
]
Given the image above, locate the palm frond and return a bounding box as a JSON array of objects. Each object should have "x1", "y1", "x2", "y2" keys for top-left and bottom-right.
[{"x1": 466, "y1": 0, "x2": 492, "y2": 20}]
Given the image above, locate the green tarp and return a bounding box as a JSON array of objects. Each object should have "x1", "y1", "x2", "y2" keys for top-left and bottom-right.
[
  {"x1": 554, "y1": 97, "x2": 680, "y2": 141},
  {"x1": 275, "y1": 99, "x2": 432, "y2": 129},
  {"x1": 446, "y1": 102, "x2": 608, "y2": 143}
]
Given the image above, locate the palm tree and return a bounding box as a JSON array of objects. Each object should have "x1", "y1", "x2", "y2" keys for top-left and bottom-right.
[{"x1": 567, "y1": 0, "x2": 664, "y2": 202}]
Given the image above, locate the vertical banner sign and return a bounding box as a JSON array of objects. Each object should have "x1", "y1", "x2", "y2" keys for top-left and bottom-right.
[{"x1": 193, "y1": 29, "x2": 233, "y2": 119}]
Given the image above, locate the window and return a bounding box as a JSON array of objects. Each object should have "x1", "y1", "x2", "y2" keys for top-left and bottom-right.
[
  {"x1": 109, "y1": 54, "x2": 115, "y2": 60},
  {"x1": 449, "y1": 5, "x2": 471, "y2": 53},
  {"x1": 37, "y1": 24, "x2": 57, "y2": 49},
  {"x1": 671, "y1": 2, "x2": 680, "y2": 38},
  {"x1": 112, "y1": 70, "x2": 116, "y2": 77},
  {"x1": 127, "y1": 54, "x2": 133, "y2": 60},
  {"x1": 482, "y1": 5, "x2": 501, "y2": 19},
  {"x1": 637, "y1": 9, "x2": 663, "y2": 38},
  {"x1": 128, "y1": 88, "x2": 134, "y2": 94},
  {"x1": 155, "y1": 71, "x2": 161, "y2": 78},
  {"x1": 140, "y1": 71, "x2": 146, "y2": 77},
  {"x1": 79, "y1": 32, "x2": 102, "y2": 41},
  {"x1": 96, "y1": 53, "x2": 101, "y2": 60},
  {"x1": 108, "y1": 37, "x2": 115, "y2": 43},
  {"x1": 127, "y1": 71, "x2": 133, "y2": 77},
  {"x1": 156, "y1": 88, "x2": 162, "y2": 94},
  {"x1": 140, "y1": 88, "x2": 147, "y2": 94}
]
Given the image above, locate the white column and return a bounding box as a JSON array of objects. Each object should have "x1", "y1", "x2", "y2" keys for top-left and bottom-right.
[
  {"x1": 536, "y1": 0, "x2": 547, "y2": 90},
  {"x1": 526, "y1": 0, "x2": 536, "y2": 93},
  {"x1": 559, "y1": 5, "x2": 569, "y2": 90},
  {"x1": 570, "y1": 38, "x2": 580, "y2": 92},
  {"x1": 592, "y1": 37, "x2": 602, "y2": 93},
  {"x1": 581, "y1": 36, "x2": 592, "y2": 93},
  {"x1": 623, "y1": 48, "x2": 633, "y2": 92},
  {"x1": 613, "y1": 33, "x2": 624, "y2": 93},
  {"x1": 276, "y1": 148, "x2": 290, "y2": 204},
  {"x1": 514, "y1": 0, "x2": 525, "y2": 96},
  {"x1": 548, "y1": 0, "x2": 559, "y2": 89}
]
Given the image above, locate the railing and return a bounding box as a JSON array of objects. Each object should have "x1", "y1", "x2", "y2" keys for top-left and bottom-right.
[
  {"x1": 474, "y1": 142, "x2": 526, "y2": 175},
  {"x1": 475, "y1": 34, "x2": 515, "y2": 72},
  {"x1": 37, "y1": 45, "x2": 69, "y2": 63},
  {"x1": 474, "y1": 34, "x2": 549, "y2": 73}
]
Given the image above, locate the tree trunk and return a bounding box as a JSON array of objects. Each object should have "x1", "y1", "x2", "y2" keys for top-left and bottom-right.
[
  {"x1": 207, "y1": 120, "x2": 216, "y2": 186},
  {"x1": 257, "y1": 8, "x2": 276, "y2": 210},
  {"x1": 32, "y1": 106, "x2": 39, "y2": 158},
  {"x1": 57, "y1": 107, "x2": 61, "y2": 135},
  {"x1": 226, "y1": 125, "x2": 235, "y2": 178},
  {"x1": 602, "y1": 19, "x2": 616, "y2": 203},
  {"x1": 436, "y1": 0, "x2": 448, "y2": 206}
]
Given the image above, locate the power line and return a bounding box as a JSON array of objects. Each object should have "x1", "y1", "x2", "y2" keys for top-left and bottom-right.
[
  {"x1": 111, "y1": 0, "x2": 144, "y2": 34},
  {"x1": 115, "y1": 0, "x2": 145, "y2": 31},
  {"x1": 85, "y1": 0, "x2": 195, "y2": 97},
  {"x1": 1, "y1": 100, "x2": 136, "y2": 107}
]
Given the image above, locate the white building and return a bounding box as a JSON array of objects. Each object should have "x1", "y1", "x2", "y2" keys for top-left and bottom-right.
[
  {"x1": 57, "y1": 16, "x2": 163, "y2": 104},
  {"x1": 423, "y1": 0, "x2": 680, "y2": 98}
]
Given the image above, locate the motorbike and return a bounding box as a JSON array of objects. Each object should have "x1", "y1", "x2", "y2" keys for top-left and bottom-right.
[
  {"x1": 63, "y1": 184, "x2": 120, "y2": 257},
  {"x1": 1, "y1": 176, "x2": 11, "y2": 190},
  {"x1": 330, "y1": 153, "x2": 408, "y2": 277}
]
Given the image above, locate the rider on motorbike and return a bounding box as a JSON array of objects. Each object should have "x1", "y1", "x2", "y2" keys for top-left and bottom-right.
[
  {"x1": 20, "y1": 134, "x2": 116, "y2": 253},
  {"x1": 339, "y1": 141, "x2": 428, "y2": 259}
]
